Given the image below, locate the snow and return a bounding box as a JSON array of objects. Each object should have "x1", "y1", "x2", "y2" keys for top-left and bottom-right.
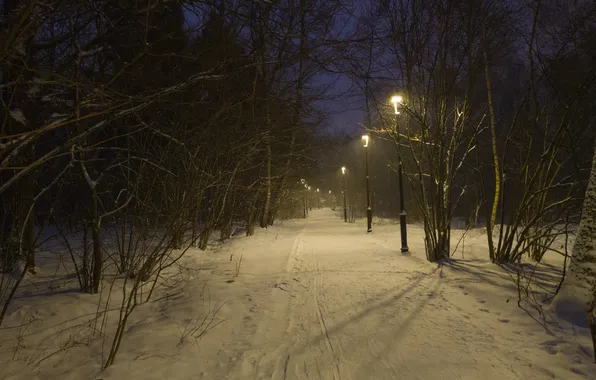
[
  {"x1": 1, "y1": 209, "x2": 595, "y2": 379},
  {"x1": 9, "y1": 109, "x2": 27, "y2": 125}
]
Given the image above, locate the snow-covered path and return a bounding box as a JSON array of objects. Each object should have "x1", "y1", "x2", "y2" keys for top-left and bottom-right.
[
  {"x1": 3, "y1": 209, "x2": 595, "y2": 380},
  {"x1": 182, "y1": 209, "x2": 593, "y2": 380}
]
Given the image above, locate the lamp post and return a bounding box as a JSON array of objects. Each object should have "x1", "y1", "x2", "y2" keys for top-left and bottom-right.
[
  {"x1": 391, "y1": 95, "x2": 409, "y2": 252},
  {"x1": 301, "y1": 179, "x2": 306, "y2": 218},
  {"x1": 341, "y1": 166, "x2": 347, "y2": 222},
  {"x1": 306, "y1": 185, "x2": 311, "y2": 214},
  {"x1": 362, "y1": 135, "x2": 372, "y2": 233},
  {"x1": 316, "y1": 188, "x2": 320, "y2": 209}
]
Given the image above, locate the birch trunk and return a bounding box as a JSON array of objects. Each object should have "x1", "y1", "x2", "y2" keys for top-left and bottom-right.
[
  {"x1": 484, "y1": 47, "x2": 500, "y2": 262},
  {"x1": 553, "y1": 139, "x2": 596, "y2": 308}
]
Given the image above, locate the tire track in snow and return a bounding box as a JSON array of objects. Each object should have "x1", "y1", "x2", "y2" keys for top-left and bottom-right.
[{"x1": 312, "y1": 248, "x2": 342, "y2": 380}]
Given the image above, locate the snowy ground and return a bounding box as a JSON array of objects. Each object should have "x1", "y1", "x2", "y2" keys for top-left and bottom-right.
[{"x1": 1, "y1": 209, "x2": 595, "y2": 379}]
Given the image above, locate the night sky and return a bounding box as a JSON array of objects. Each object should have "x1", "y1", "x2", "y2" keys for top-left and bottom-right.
[
  {"x1": 183, "y1": 5, "x2": 367, "y2": 137},
  {"x1": 316, "y1": 73, "x2": 366, "y2": 136}
]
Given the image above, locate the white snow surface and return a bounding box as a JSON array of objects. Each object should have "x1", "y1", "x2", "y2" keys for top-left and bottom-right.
[{"x1": 1, "y1": 209, "x2": 595, "y2": 379}]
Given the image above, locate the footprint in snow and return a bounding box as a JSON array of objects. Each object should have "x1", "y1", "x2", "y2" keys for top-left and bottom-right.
[
  {"x1": 274, "y1": 282, "x2": 289, "y2": 291},
  {"x1": 478, "y1": 300, "x2": 486, "y2": 304},
  {"x1": 540, "y1": 340, "x2": 564, "y2": 356},
  {"x1": 498, "y1": 318, "x2": 510, "y2": 323},
  {"x1": 541, "y1": 343, "x2": 559, "y2": 355},
  {"x1": 570, "y1": 367, "x2": 585, "y2": 375},
  {"x1": 479, "y1": 308, "x2": 490, "y2": 313}
]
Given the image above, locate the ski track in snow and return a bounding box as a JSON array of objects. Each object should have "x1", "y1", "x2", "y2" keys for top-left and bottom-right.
[{"x1": 312, "y1": 248, "x2": 342, "y2": 380}]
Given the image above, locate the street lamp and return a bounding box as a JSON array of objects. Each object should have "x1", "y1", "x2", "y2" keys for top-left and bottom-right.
[
  {"x1": 362, "y1": 134, "x2": 372, "y2": 233},
  {"x1": 341, "y1": 166, "x2": 347, "y2": 222},
  {"x1": 391, "y1": 95, "x2": 409, "y2": 252},
  {"x1": 302, "y1": 182, "x2": 307, "y2": 218},
  {"x1": 391, "y1": 95, "x2": 403, "y2": 115},
  {"x1": 316, "y1": 188, "x2": 320, "y2": 209}
]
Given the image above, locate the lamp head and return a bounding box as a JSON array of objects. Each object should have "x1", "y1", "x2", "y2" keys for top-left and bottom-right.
[
  {"x1": 341, "y1": 166, "x2": 346, "y2": 174},
  {"x1": 391, "y1": 95, "x2": 403, "y2": 115},
  {"x1": 361, "y1": 134, "x2": 369, "y2": 147},
  {"x1": 391, "y1": 95, "x2": 403, "y2": 104}
]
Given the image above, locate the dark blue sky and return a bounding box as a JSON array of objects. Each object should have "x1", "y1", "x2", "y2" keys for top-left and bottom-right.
[
  {"x1": 312, "y1": 72, "x2": 367, "y2": 137},
  {"x1": 183, "y1": 5, "x2": 367, "y2": 137}
]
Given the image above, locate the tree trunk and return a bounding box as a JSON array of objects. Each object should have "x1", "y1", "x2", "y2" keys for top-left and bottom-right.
[
  {"x1": 171, "y1": 188, "x2": 184, "y2": 249},
  {"x1": 246, "y1": 192, "x2": 260, "y2": 236},
  {"x1": 553, "y1": 139, "x2": 596, "y2": 306},
  {"x1": 119, "y1": 215, "x2": 127, "y2": 273},
  {"x1": 260, "y1": 139, "x2": 272, "y2": 228},
  {"x1": 268, "y1": 178, "x2": 285, "y2": 226},
  {"x1": 264, "y1": 0, "x2": 305, "y2": 227},
  {"x1": 484, "y1": 47, "x2": 500, "y2": 262},
  {"x1": 246, "y1": 209, "x2": 255, "y2": 236},
  {"x1": 23, "y1": 194, "x2": 35, "y2": 270},
  {"x1": 198, "y1": 227, "x2": 211, "y2": 250},
  {"x1": 82, "y1": 221, "x2": 89, "y2": 291},
  {"x1": 91, "y1": 192, "x2": 102, "y2": 294}
]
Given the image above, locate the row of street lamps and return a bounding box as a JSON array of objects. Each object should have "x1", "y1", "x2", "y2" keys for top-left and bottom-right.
[
  {"x1": 300, "y1": 178, "x2": 333, "y2": 217},
  {"x1": 339, "y1": 94, "x2": 409, "y2": 253}
]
